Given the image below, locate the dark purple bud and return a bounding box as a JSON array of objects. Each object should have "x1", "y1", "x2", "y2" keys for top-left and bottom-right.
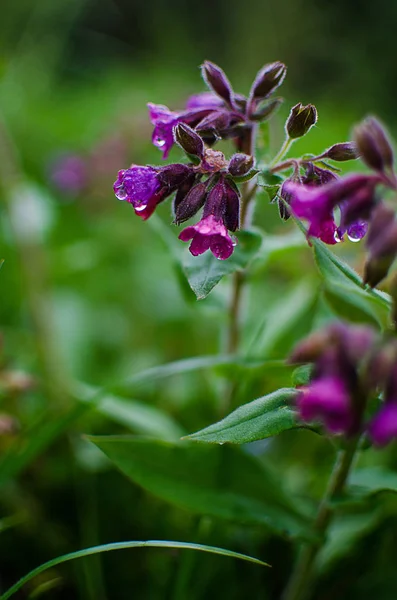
[
  {"x1": 286, "y1": 103, "x2": 318, "y2": 139},
  {"x1": 174, "y1": 182, "x2": 208, "y2": 224},
  {"x1": 303, "y1": 163, "x2": 337, "y2": 186},
  {"x1": 203, "y1": 180, "x2": 227, "y2": 219},
  {"x1": 173, "y1": 123, "x2": 204, "y2": 158},
  {"x1": 338, "y1": 182, "x2": 377, "y2": 231},
  {"x1": 249, "y1": 97, "x2": 283, "y2": 121},
  {"x1": 201, "y1": 61, "x2": 234, "y2": 106},
  {"x1": 249, "y1": 61, "x2": 287, "y2": 100},
  {"x1": 228, "y1": 153, "x2": 254, "y2": 177},
  {"x1": 364, "y1": 203, "x2": 397, "y2": 287},
  {"x1": 278, "y1": 198, "x2": 291, "y2": 221},
  {"x1": 354, "y1": 117, "x2": 394, "y2": 172},
  {"x1": 289, "y1": 328, "x2": 334, "y2": 364},
  {"x1": 195, "y1": 110, "x2": 243, "y2": 137},
  {"x1": 157, "y1": 163, "x2": 193, "y2": 189},
  {"x1": 223, "y1": 181, "x2": 240, "y2": 232},
  {"x1": 173, "y1": 173, "x2": 197, "y2": 212},
  {"x1": 324, "y1": 142, "x2": 359, "y2": 162}
]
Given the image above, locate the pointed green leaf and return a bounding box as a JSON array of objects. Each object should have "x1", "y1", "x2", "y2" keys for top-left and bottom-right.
[
  {"x1": 185, "y1": 388, "x2": 298, "y2": 444},
  {"x1": 183, "y1": 229, "x2": 263, "y2": 299},
  {"x1": 312, "y1": 239, "x2": 391, "y2": 327},
  {"x1": 0, "y1": 540, "x2": 268, "y2": 600},
  {"x1": 88, "y1": 436, "x2": 311, "y2": 538}
]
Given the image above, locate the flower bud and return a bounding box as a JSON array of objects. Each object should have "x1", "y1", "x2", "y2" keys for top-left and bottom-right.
[
  {"x1": 223, "y1": 180, "x2": 240, "y2": 232},
  {"x1": 324, "y1": 142, "x2": 359, "y2": 162},
  {"x1": 228, "y1": 153, "x2": 254, "y2": 177},
  {"x1": 354, "y1": 117, "x2": 394, "y2": 172},
  {"x1": 173, "y1": 123, "x2": 204, "y2": 158},
  {"x1": 249, "y1": 61, "x2": 287, "y2": 100},
  {"x1": 364, "y1": 203, "x2": 397, "y2": 287},
  {"x1": 201, "y1": 61, "x2": 234, "y2": 106},
  {"x1": 249, "y1": 97, "x2": 283, "y2": 121},
  {"x1": 286, "y1": 103, "x2": 317, "y2": 139},
  {"x1": 174, "y1": 182, "x2": 208, "y2": 224}
]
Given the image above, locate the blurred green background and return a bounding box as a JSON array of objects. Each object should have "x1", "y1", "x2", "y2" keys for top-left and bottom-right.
[{"x1": 1, "y1": 0, "x2": 397, "y2": 598}]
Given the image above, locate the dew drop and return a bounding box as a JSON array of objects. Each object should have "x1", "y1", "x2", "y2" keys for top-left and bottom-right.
[
  {"x1": 115, "y1": 188, "x2": 128, "y2": 201},
  {"x1": 135, "y1": 204, "x2": 147, "y2": 212},
  {"x1": 155, "y1": 138, "x2": 166, "y2": 148}
]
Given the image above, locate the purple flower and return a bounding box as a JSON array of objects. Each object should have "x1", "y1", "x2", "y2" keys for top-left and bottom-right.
[
  {"x1": 285, "y1": 174, "x2": 380, "y2": 245},
  {"x1": 298, "y1": 376, "x2": 353, "y2": 434},
  {"x1": 113, "y1": 166, "x2": 163, "y2": 220},
  {"x1": 179, "y1": 214, "x2": 234, "y2": 260},
  {"x1": 178, "y1": 180, "x2": 238, "y2": 260},
  {"x1": 368, "y1": 402, "x2": 397, "y2": 446},
  {"x1": 284, "y1": 181, "x2": 339, "y2": 244},
  {"x1": 148, "y1": 104, "x2": 181, "y2": 159}
]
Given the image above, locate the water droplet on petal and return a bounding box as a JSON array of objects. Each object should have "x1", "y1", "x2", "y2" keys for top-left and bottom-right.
[
  {"x1": 155, "y1": 138, "x2": 166, "y2": 148},
  {"x1": 134, "y1": 204, "x2": 147, "y2": 212},
  {"x1": 115, "y1": 188, "x2": 128, "y2": 201}
]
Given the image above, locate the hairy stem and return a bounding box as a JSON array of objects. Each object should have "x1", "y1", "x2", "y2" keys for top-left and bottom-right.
[
  {"x1": 270, "y1": 136, "x2": 294, "y2": 168},
  {"x1": 282, "y1": 436, "x2": 360, "y2": 600}
]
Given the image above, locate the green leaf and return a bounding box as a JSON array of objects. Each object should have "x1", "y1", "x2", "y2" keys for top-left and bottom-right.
[
  {"x1": 349, "y1": 467, "x2": 397, "y2": 496},
  {"x1": 0, "y1": 540, "x2": 268, "y2": 600},
  {"x1": 74, "y1": 383, "x2": 184, "y2": 441},
  {"x1": 0, "y1": 259, "x2": 4, "y2": 271},
  {"x1": 183, "y1": 229, "x2": 263, "y2": 299},
  {"x1": 262, "y1": 184, "x2": 280, "y2": 202},
  {"x1": 88, "y1": 436, "x2": 311, "y2": 538},
  {"x1": 291, "y1": 365, "x2": 313, "y2": 387},
  {"x1": 185, "y1": 388, "x2": 298, "y2": 444},
  {"x1": 312, "y1": 239, "x2": 391, "y2": 328},
  {"x1": 323, "y1": 280, "x2": 389, "y2": 328}
]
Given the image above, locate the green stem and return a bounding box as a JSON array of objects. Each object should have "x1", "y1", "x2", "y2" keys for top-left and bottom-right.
[
  {"x1": 282, "y1": 436, "x2": 360, "y2": 600},
  {"x1": 269, "y1": 136, "x2": 294, "y2": 168}
]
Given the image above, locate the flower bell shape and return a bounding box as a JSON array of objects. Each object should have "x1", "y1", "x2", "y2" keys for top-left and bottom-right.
[
  {"x1": 178, "y1": 180, "x2": 239, "y2": 260},
  {"x1": 114, "y1": 163, "x2": 192, "y2": 220},
  {"x1": 298, "y1": 376, "x2": 353, "y2": 434}
]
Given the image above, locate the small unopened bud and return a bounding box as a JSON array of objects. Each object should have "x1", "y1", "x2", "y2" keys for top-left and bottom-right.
[
  {"x1": 201, "y1": 61, "x2": 234, "y2": 106},
  {"x1": 174, "y1": 123, "x2": 204, "y2": 158},
  {"x1": 174, "y1": 182, "x2": 207, "y2": 224},
  {"x1": 325, "y1": 142, "x2": 359, "y2": 162},
  {"x1": 286, "y1": 103, "x2": 317, "y2": 139},
  {"x1": 228, "y1": 153, "x2": 254, "y2": 177},
  {"x1": 250, "y1": 61, "x2": 287, "y2": 100},
  {"x1": 354, "y1": 117, "x2": 394, "y2": 172},
  {"x1": 223, "y1": 180, "x2": 240, "y2": 232}
]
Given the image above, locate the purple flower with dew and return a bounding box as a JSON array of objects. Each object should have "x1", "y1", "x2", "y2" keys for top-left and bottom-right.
[
  {"x1": 368, "y1": 402, "x2": 397, "y2": 446},
  {"x1": 298, "y1": 376, "x2": 353, "y2": 434},
  {"x1": 50, "y1": 154, "x2": 87, "y2": 195},
  {"x1": 113, "y1": 166, "x2": 161, "y2": 219},
  {"x1": 284, "y1": 181, "x2": 340, "y2": 244},
  {"x1": 148, "y1": 104, "x2": 181, "y2": 159}
]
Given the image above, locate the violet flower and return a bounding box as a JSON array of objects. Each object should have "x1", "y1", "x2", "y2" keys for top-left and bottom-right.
[
  {"x1": 368, "y1": 402, "x2": 397, "y2": 446},
  {"x1": 178, "y1": 180, "x2": 238, "y2": 260},
  {"x1": 298, "y1": 376, "x2": 353, "y2": 434}
]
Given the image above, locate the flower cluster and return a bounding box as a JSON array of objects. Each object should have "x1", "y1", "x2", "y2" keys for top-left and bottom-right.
[
  {"x1": 114, "y1": 60, "x2": 287, "y2": 260},
  {"x1": 289, "y1": 322, "x2": 397, "y2": 446},
  {"x1": 281, "y1": 118, "x2": 397, "y2": 286}
]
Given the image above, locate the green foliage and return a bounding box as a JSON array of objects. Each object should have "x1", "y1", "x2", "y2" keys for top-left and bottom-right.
[
  {"x1": 0, "y1": 540, "x2": 268, "y2": 600},
  {"x1": 89, "y1": 436, "x2": 312, "y2": 538},
  {"x1": 185, "y1": 388, "x2": 298, "y2": 444},
  {"x1": 312, "y1": 239, "x2": 391, "y2": 328}
]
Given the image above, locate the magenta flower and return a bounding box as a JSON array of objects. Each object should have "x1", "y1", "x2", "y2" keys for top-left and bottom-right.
[
  {"x1": 179, "y1": 214, "x2": 234, "y2": 260},
  {"x1": 298, "y1": 376, "x2": 353, "y2": 434},
  {"x1": 114, "y1": 166, "x2": 160, "y2": 214},
  {"x1": 148, "y1": 104, "x2": 181, "y2": 160},
  {"x1": 285, "y1": 174, "x2": 380, "y2": 245},
  {"x1": 368, "y1": 402, "x2": 397, "y2": 446},
  {"x1": 284, "y1": 181, "x2": 339, "y2": 244}
]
